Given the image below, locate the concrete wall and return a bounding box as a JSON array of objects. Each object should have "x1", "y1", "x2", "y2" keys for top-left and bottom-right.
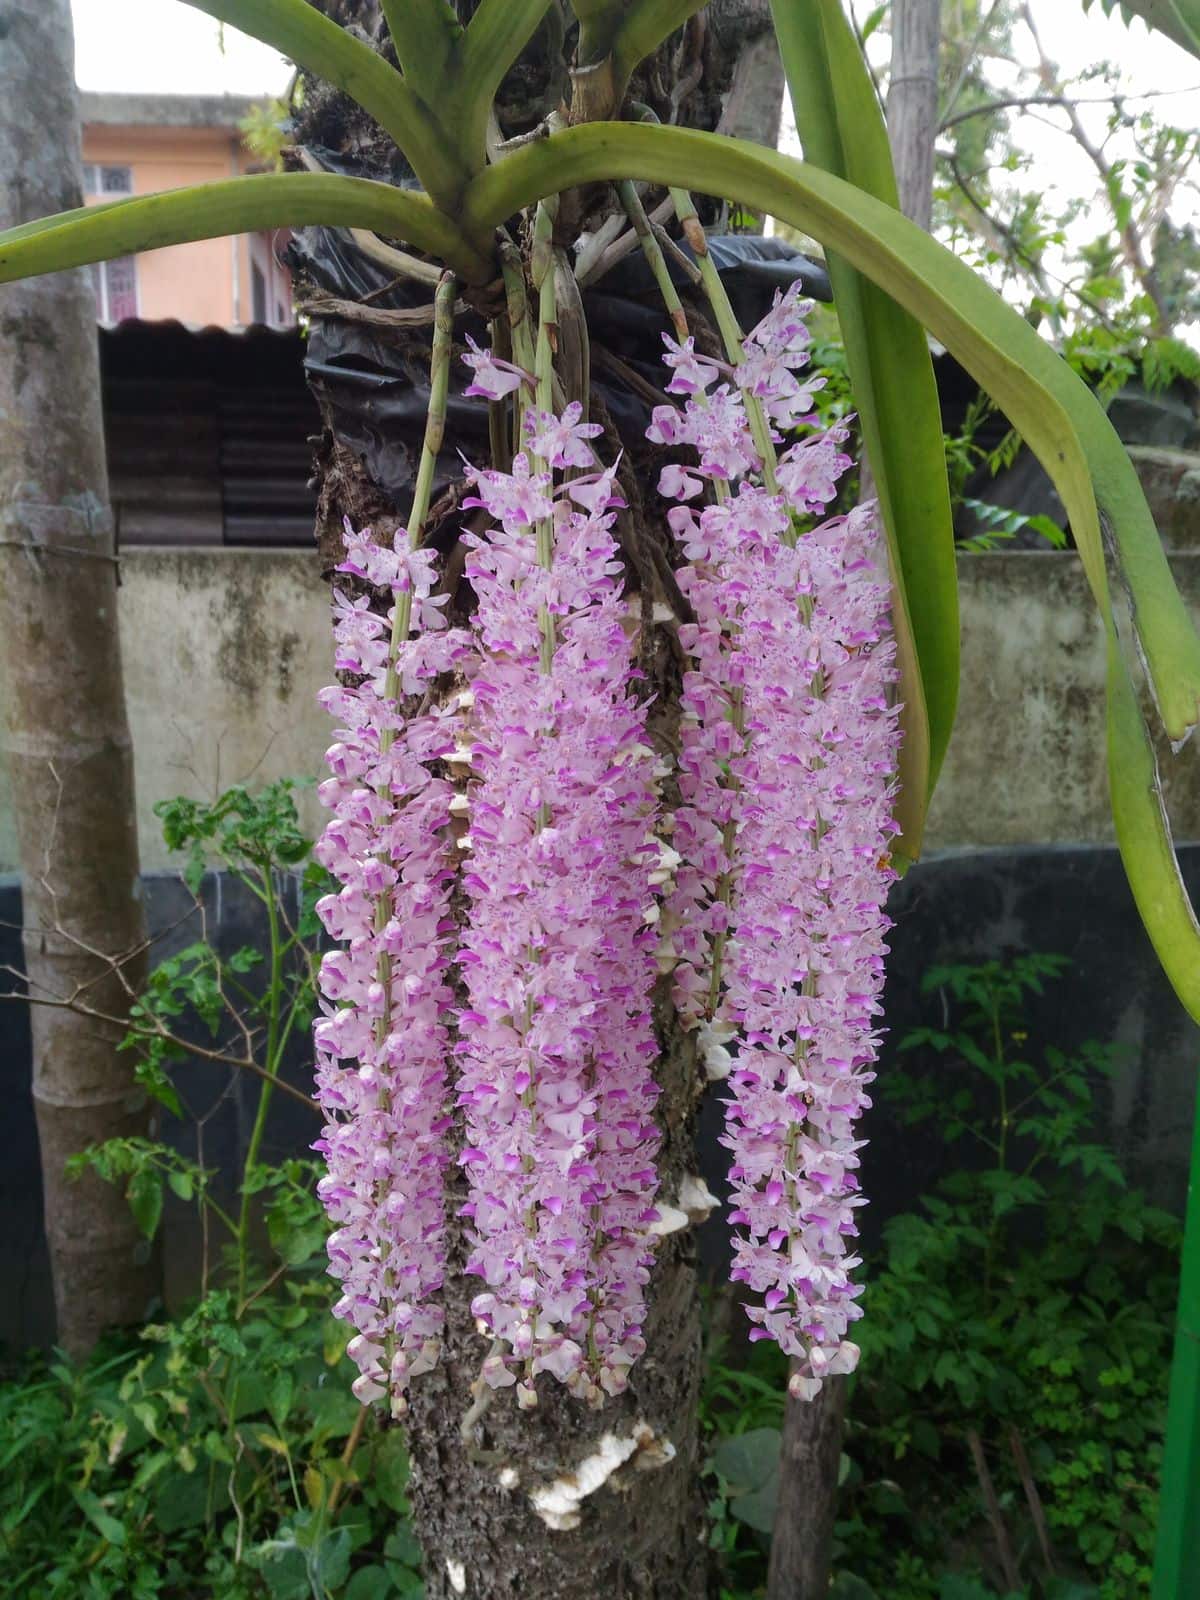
[{"x1": 3, "y1": 546, "x2": 1197, "y2": 873}]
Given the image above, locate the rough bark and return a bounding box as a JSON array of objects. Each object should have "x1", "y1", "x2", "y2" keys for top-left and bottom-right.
[
  {"x1": 293, "y1": 4, "x2": 787, "y2": 1593},
  {"x1": 720, "y1": 25, "x2": 785, "y2": 150},
  {"x1": 0, "y1": 0, "x2": 155, "y2": 1354},
  {"x1": 887, "y1": 0, "x2": 943, "y2": 229},
  {"x1": 767, "y1": 1376, "x2": 849, "y2": 1600}
]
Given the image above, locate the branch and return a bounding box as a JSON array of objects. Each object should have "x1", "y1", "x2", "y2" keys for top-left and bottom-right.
[
  {"x1": 940, "y1": 0, "x2": 1006, "y2": 125},
  {"x1": 939, "y1": 85, "x2": 1200, "y2": 133},
  {"x1": 2, "y1": 973, "x2": 319, "y2": 1112},
  {"x1": 1020, "y1": 2, "x2": 1168, "y2": 330}
]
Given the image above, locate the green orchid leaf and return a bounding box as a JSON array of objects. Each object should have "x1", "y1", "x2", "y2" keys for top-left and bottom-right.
[
  {"x1": 772, "y1": 0, "x2": 959, "y2": 865},
  {"x1": 610, "y1": 3, "x2": 708, "y2": 95},
  {"x1": 456, "y1": 0, "x2": 555, "y2": 166},
  {"x1": 380, "y1": 0, "x2": 462, "y2": 79},
  {"x1": 175, "y1": 0, "x2": 469, "y2": 205},
  {"x1": 570, "y1": 2, "x2": 707, "y2": 115},
  {"x1": 0, "y1": 173, "x2": 492, "y2": 287},
  {"x1": 378, "y1": 0, "x2": 550, "y2": 177},
  {"x1": 1083, "y1": 0, "x2": 1200, "y2": 56},
  {"x1": 462, "y1": 122, "x2": 1200, "y2": 1019}
]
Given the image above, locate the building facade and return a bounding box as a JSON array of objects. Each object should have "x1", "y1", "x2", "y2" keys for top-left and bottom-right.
[{"x1": 80, "y1": 91, "x2": 293, "y2": 329}]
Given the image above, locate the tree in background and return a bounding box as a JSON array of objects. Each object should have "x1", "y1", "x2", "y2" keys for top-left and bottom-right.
[
  {"x1": 927, "y1": 0, "x2": 1200, "y2": 373},
  {"x1": 0, "y1": 0, "x2": 156, "y2": 1353}
]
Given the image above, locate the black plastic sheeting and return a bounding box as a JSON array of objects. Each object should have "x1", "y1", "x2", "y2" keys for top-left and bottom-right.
[{"x1": 288, "y1": 213, "x2": 831, "y2": 504}]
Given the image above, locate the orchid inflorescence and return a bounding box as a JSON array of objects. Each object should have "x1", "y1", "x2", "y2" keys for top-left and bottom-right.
[{"x1": 313, "y1": 283, "x2": 900, "y2": 1415}]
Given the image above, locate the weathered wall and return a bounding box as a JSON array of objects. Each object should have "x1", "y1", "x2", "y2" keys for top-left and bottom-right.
[
  {"x1": 3, "y1": 546, "x2": 1197, "y2": 872},
  {"x1": 0, "y1": 550, "x2": 331, "y2": 872}
]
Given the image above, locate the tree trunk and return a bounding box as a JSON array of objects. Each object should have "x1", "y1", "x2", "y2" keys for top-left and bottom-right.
[
  {"x1": 0, "y1": 0, "x2": 155, "y2": 1355},
  {"x1": 887, "y1": 0, "x2": 943, "y2": 229},
  {"x1": 767, "y1": 1376, "x2": 848, "y2": 1600},
  {"x1": 721, "y1": 26, "x2": 786, "y2": 150}
]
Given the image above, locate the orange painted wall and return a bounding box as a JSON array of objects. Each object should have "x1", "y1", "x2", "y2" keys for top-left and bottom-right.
[{"x1": 81, "y1": 124, "x2": 293, "y2": 328}]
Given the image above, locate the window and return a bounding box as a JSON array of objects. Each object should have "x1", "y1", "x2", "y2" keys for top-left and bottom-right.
[
  {"x1": 83, "y1": 164, "x2": 133, "y2": 196},
  {"x1": 251, "y1": 261, "x2": 267, "y2": 325},
  {"x1": 92, "y1": 255, "x2": 139, "y2": 322}
]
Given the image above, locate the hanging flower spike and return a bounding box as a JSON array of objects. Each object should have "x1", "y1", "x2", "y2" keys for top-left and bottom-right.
[
  {"x1": 457, "y1": 382, "x2": 663, "y2": 1405},
  {"x1": 314, "y1": 517, "x2": 469, "y2": 1413},
  {"x1": 652, "y1": 281, "x2": 901, "y2": 1397},
  {"x1": 722, "y1": 499, "x2": 900, "y2": 1399}
]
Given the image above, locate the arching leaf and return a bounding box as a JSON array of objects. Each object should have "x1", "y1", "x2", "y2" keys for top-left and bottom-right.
[
  {"x1": 175, "y1": 0, "x2": 470, "y2": 205},
  {"x1": 0, "y1": 173, "x2": 492, "y2": 287}
]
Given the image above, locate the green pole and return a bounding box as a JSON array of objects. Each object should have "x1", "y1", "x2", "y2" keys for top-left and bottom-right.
[{"x1": 1153, "y1": 1076, "x2": 1200, "y2": 1598}]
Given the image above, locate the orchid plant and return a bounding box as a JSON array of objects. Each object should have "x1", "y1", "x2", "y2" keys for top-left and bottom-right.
[{"x1": 4, "y1": 0, "x2": 1200, "y2": 1586}]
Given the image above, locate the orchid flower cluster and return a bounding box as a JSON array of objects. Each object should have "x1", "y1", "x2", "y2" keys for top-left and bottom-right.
[
  {"x1": 313, "y1": 279, "x2": 899, "y2": 1415},
  {"x1": 314, "y1": 353, "x2": 664, "y2": 1411},
  {"x1": 455, "y1": 402, "x2": 664, "y2": 1408},
  {"x1": 312, "y1": 527, "x2": 468, "y2": 1410},
  {"x1": 655, "y1": 288, "x2": 901, "y2": 1399}
]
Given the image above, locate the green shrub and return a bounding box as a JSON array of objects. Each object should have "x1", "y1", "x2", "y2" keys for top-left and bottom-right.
[{"x1": 701, "y1": 956, "x2": 1180, "y2": 1600}]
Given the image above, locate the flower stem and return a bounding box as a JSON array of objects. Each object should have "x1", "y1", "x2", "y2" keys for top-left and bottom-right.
[
  {"x1": 531, "y1": 200, "x2": 559, "y2": 673},
  {"x1": 500, "y1": 236, "x2": 537, "y2": 449},
  {"x1": 617, "y1": 180, "x2": 689, "y2": 342},
  {"x1": 667, "y1": 185, "x2": 788, "y2": 523},
  {"x1": 371, "y1": 271, "x2": 457, "y2": 1406}
]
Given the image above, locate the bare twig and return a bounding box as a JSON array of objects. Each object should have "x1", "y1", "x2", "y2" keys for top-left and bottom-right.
[
  {"x1": 327, "y1": 1404, "x2": 370, "y2": 1515},
  {"x1": 298, "y1": 290, "x2": 468, "y2": 329},
  {"x1": 0, "y1": 981, "x2": 318, "y2": 1112},
  {"x1": 940, "y1": 0, "x2": 1007, "y2": 125},
  {"x1": 1019, "y1": 1, "x2": 1168, "y2": 329},
  {"x1": 967, "y1": 1429, "x2": 1023, "y2": 1593},
  {"x1": 578, "y1": 196, "x2": 676, "y2": 289},
  {"x1": 940, "y1": 84, "x2": 1200, "y2": 134},
  {"x1": 1009, "y1": 1426, "x2": 1058, "y2": 1576}
]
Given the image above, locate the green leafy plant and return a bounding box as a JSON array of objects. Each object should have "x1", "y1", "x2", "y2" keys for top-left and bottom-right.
[
  {"x1": 68, "y1": 780, "x2": 330, "y2": 1303},
  {"x1": 696, "y1": 957, "x2": 1179, "y2": 1600},
  {"x1": 0, "y1": 784, "x2": 432, "y2": 1598},
  {"x1": 0, "y1": 1283, "x2": 423, "y2": 1599},
  {"x1": 843, "y1": 957, "x2": 1179, "y2": 1598}
]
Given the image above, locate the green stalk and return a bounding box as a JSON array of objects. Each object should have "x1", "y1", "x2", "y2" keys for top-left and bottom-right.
[
  {"x1": 617, "y1": 180, "x2": 689, "y2": 342},
  {"x1": 668, "y1": 185, "x2": 786, "y2": 518},
  {"x1": 1154, "y1": 1091, "x2": 1200, "y2": 1595},
  {"x1": 375, "y1": 271, "x2": 458, "y2": 1025},
  {"x1": 531, "y1": 201, "x2": 559, "y2": 674},
  {"x1": 499, "y1": 238, "x2": 537, "y2": 453},
  {"x1": 369, "y1": 272, "x2": 457, "y2": 1402}
]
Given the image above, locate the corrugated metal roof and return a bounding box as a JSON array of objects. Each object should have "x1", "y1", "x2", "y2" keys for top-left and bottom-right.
[
  {"x1": 79, "y1": 92, "x2": 272, "y2": 131},
  {"x1": 99, "y1": 319, "x2": 318, "y2": 549}
]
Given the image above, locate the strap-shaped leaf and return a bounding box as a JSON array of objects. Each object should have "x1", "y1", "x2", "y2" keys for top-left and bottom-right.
[
  {"x1": 0, "y1": 173, "x2": 492, "y2": 287},
  {"x1": 772, "y1": 0, "x2": 958, "y2": 864},
  {"x1": 1083, "y1": 0, "x2": 1200, "y2": 55},
  {"x1": 176, "y1": 0, "x2": 469, "y2": 205},
  {"x1": 462, "y1": 123, "x2": 1200, "y2": 1019},
  {"x1": 456, "y1": 0, "x2": 555, "y2": 169},
  {"x1": 380, "y1": 0, "x2": 462, "y2": 79}
]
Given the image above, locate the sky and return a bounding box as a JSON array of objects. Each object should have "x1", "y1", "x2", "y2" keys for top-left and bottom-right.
[
  {"x1": 72, "y1": 0, "x2": 1200, "y2": 108},
  {"x1": 72, "y1": 0, "x2": 1199, "y2": 307}
]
